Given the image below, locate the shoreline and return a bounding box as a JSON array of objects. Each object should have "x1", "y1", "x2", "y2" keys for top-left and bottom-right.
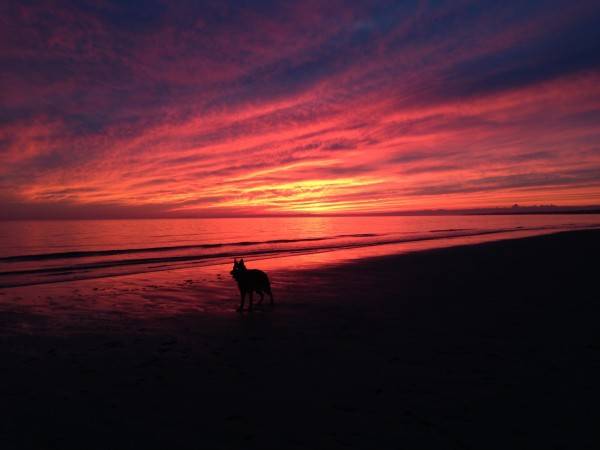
[
  {"x1": 1, "y1": 229, "x2": 599, "y2": 449},
  {"x1": 1, "y1": 223, "x2": 597, "y2": 290}
]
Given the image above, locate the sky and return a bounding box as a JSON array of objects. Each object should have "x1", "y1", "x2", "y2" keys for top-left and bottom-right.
[{"x1": 1, "y1": 0, "x2": 600, "y2": 219}]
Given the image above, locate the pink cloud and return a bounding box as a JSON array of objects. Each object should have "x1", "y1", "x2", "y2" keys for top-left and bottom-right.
[{"x1": 1, "y1": 1, "x2": 599, "y2": 218}]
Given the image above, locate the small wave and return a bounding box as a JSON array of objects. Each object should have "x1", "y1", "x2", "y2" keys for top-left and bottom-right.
[{"x1": 0, "y1": 233, "x2": 381, "y2": 263}]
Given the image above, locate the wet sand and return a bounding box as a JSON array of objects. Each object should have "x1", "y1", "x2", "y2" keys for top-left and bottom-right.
[{"x1": 1, "y1": 229, "x2": 599, "y2": 449}]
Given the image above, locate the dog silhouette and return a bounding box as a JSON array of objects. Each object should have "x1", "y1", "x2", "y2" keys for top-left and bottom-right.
[{"x1": 230, "y1": 258, "x2": 274, "y2": 312}]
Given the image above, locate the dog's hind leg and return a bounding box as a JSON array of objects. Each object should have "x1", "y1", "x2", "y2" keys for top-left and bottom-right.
[
  {"x1": 257, "y1": 290, "x2": 265, "y2": 304},
  {"x1": 237, "y1": 290, "x2": 245, "y2": 312},
  {"x1": 267, "y1": 286, "x2": 274, "y2": 306}
]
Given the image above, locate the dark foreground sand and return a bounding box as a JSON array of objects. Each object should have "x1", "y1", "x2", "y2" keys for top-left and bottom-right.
[{"x1": 1, "y1": 230, "x2": 599, "y2": 449}]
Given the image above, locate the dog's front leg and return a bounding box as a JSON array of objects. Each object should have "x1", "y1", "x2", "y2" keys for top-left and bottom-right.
[{"x1": 237, "y1": 290, "x2": 245, "y2": 312}]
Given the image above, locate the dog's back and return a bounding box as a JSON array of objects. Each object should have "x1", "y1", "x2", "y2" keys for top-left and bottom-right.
[{"x1": 235, "y1": 268, "x2": 271, "y2": 293}]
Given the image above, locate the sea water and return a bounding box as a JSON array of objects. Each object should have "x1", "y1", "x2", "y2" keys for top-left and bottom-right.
[{"x1": 1, "y1": 215, "x2": 599, "y2": 288}]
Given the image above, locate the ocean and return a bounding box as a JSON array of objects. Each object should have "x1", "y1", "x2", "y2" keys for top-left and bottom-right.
[{"x1": 1, "y1": 215, "x2": 599, "y2": 288}]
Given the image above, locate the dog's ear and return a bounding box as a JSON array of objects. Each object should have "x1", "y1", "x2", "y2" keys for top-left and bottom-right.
[{"x1": 240, "y1": 258, "x2": 244, "y2": 264}]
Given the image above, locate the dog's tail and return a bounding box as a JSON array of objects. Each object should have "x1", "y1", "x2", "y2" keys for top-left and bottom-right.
[{"x1": 265, "y1": 279, "x2": 274, "y2": 304}]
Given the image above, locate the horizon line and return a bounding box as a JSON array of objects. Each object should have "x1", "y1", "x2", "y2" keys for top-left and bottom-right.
[{"x1": 2, "y1": 205, "x2": 600, "y2": 221}]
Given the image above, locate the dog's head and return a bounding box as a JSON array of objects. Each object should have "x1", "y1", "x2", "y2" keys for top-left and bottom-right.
[{"x1": 230, "y1": 258, "x2": 246, "y2": 277}]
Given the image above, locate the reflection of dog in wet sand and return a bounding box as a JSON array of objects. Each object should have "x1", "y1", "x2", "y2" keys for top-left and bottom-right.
[{"x1": 230, "y1": 258, "x2": 274, "y2": 312}]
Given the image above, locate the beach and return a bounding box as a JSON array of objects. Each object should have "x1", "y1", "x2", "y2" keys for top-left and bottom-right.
[{"x1": 1, "y1": 229, "x2": 599, "y2": 449}]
